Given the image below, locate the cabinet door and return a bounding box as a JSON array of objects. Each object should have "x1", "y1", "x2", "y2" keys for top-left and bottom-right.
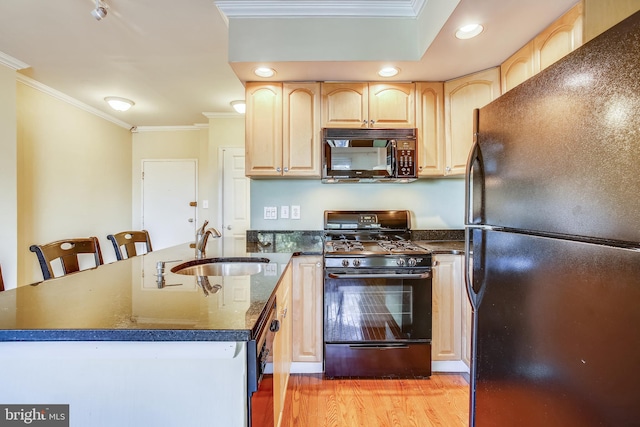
[
  {"x1": 368, "y1": 83, "x2": 416, "y2": 128},
  {"x1": 274, "y1": 264, "x2": 292, "y2": 427},
  {"x1": 283, "y1": 83, "x2": 321, "y2": 177},
  {"x1": 432, "y1": 255, "x2": 463, "y2": 361},
  {"x1": 416, "y1": 82, "x2": 445, "y2": 176},
  {"x1": 321, "y1": 83, "x2": 368, "y2": 128},
  {"x1": 292, "y1": 256, "x2": 323, "y2": 363},
  {"x1": 501, "y1": 42, "x2": 535, "y2": 93},
  {"x1": 584, "y1": 0, "x2": 640, "y2": 42},
  {"x1": 534, "y1": 2, "x2": 583, "y2": 72},
  {"x1": 444, "y1": 67, "x2": 501, "y2": 176},
  {"x1": 245, "y1": 83, "x2": 283, "y2": 176}
]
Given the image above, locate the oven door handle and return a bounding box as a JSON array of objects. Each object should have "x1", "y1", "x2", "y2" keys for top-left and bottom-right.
[{"x1": 327, "y1": 272, "x2": 431, "y2": 279}]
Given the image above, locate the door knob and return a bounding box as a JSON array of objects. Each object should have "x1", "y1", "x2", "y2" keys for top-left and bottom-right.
[
  {"x1": 227, "y1": 225, "x2": 232, "y2": 230},
  {"x1": 188, "y1": 218, "x2": 194, "y2": 223}
]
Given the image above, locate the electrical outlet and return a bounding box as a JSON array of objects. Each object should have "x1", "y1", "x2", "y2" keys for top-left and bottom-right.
[
  {"x1": 265, "y1": 263, "x2": 278, "y2": 276},
  {"x1": 263, "y1": 206, "x2": 277, "y2": 220},
  {"x1": 281, "y1": 206, "x2": 290, "y2": 219},
  {"x1": 291, "y1": 205, "x2": 301, "y2": 220}
]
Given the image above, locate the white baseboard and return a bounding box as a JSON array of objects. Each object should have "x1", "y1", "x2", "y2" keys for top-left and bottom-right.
[
  {"x1": 432, "y1": 360, "x2": 470, "y2": 373},
  {"x1": 290, "y1": 362, "x2": 324, "y2": 374}
]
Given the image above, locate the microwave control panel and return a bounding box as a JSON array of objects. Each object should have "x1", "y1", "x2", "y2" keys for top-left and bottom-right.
[{"x1": 395, "y1": 140, "x2": 417, "y2": 178}]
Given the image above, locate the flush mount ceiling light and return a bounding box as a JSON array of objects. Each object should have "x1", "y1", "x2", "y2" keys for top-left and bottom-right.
[
  {"x1": 104, "y1": 96, "x2": 134, "y2": 112},
  {"x1": 456, "y1": 23, "x2": 484, "y2": 39},
  {"x1": 378, "y1": 67, "x2": 400, "y2": 78},
  {"x1": 231, "y1": 100, "x2": 246, "y2": 114},
  {"x1": 91, "y1": 0, "x2": 108, "y2": 21},
  {"x1": 253, "y1": 67, "x2": 276, "y2": 78}
]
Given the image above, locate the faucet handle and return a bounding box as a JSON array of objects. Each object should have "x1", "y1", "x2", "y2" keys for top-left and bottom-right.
[{"x1": 197, "y1": 220, "x2": 209, "y2": 234}]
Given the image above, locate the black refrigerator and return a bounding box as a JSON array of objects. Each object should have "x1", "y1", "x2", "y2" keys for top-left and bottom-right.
[{"x1": 465, "y1": 11, "x2": 640, "y2": 427}]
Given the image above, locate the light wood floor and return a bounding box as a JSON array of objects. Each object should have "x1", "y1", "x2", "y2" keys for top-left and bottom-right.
[{"x1": 281, "y1": 374, "x2": 470, "y2": 427}]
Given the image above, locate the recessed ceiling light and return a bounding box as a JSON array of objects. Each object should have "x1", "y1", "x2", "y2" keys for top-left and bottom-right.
[
  {"x1": 378, "y1": 67, "x2": 399, "y2": 78},
  {"x1": 231, "y1": 100, "x2": 246, "y2": 114},
  {"x1": 455, "y1": 23, "x2": 484, "y2": 39},
  {"x1": 254, "y1": 67, "x2": 276, "y2": 78},
  {"x1": 104, "y1": 96, "x2": 134, "y2": 112}
]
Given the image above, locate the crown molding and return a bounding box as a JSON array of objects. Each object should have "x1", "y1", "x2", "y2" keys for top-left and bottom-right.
[
  {"x1": 215, "y1": 0, "x2": 426, "y2": 18},
  {"x1": 16, "y1": 75, "x2": 132, "y2": 130},
  {"x1": 0, "y1": 51, "x2": 29, "y2": 70},
  {"x1": 134, "y1": 125, "x2": 205, "y2": 132},
  {"x1": 202, "y1": 112, "x2": 245, "y2": 119}
]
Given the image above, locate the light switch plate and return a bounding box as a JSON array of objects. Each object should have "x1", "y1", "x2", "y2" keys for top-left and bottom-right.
[
  {"x1": 291, "y1": 205, "x2": 301, "y2": 219},
  {"x1": 263, "y1": 206, "x2": 277, "y2": 220},
  {"x1": 280, "y1": 206, "x2": 289, "y2": 219}
]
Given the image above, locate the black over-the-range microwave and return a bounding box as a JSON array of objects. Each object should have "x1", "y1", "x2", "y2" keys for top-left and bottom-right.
[{"x1": 322, "y1": 128, "x2": 418, "y2": 183}]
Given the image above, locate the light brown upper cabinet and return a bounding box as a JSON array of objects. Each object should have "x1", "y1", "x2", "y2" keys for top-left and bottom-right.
[
  {"x1": 321, "y1": 82, "x2": 416, "y2": 128},
  {"x1": 501, "y1": 2, "x2": 583, "y2": 93},
  {"x1": 416, "y1": 82, "x2": 446, "y2": 177},
  {"x1": 444, "y1": 67, "x2": 501, "y2": 177},
  {"x1": 501, "y1": 42, "x2": 536, "y2": 94},
  {"x1": 534, "y1": 2, "x2": 583, "y2": 72},
  {"x1": 245, "y1": 82, "x2": 321, "y2": 178},
  {"x1": 583, "y1": 0, "x2": 640, "y2": 42}
]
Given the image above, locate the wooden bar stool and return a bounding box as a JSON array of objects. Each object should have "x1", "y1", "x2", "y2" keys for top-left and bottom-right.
[
  {"x1": 107, "y1": 230, "x2": 153, "y2": 261},
  {"x1": 29, "y1": 237, "x2": 104, "y2": 280}
]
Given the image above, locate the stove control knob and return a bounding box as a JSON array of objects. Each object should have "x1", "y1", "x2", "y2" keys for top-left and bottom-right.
[
  {"x1": 396, "y1": 258, "x2": 406, "y2": 267},
  {"x1": 342, "y1": 259, "x2": 349, "y2": 267},
  {"x1": 352, "y1": 259, "x2": 361, "y2": 267},
  {"x1": 407, "y1": 258, "x2": 417, "y2": 267}
]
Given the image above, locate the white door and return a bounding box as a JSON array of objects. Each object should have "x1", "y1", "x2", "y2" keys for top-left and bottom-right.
[
  {"x1": 221, "y1": 148, "x2": 250, "y2": 256},
  {"x1": 142, "y1": 160, "x2": 197, "y2": 250}
]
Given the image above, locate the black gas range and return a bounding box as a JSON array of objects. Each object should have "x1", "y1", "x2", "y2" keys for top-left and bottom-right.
[
  {"x1": 324, "y1": 211, "x2": 432, "y2": 271},
  {"x1": 323, "y1": 210, "x2": 433, "y2": 378}
]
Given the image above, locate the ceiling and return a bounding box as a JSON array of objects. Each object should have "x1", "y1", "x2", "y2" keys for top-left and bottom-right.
[{"x1": 0, "y1": 0, "x2": 577, "y2": 128}]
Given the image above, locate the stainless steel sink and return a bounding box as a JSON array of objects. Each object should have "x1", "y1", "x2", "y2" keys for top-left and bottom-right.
[{"x1": 170, "y1": 257, "x2": 270, "y2": 277}]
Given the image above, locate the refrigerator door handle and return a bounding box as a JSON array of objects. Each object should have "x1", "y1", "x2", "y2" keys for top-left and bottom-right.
[
  {"x1": 464, "y1": 227, "x2": 488, "y2": 311},
  {"x1": 464, "y1": 228, "x2": 478, "y2": 310},
  {"x1": 465, "y1": 108, "x2": 483, "y2": 225}
]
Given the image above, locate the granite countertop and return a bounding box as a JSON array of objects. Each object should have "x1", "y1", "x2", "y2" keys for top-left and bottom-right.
[
  {"x1": 0, "y1": 243, "x2": 292, "y2": 342},
  {"x1": 246, "y1": 230, "x2": 324, "y2": 254},
  {"x1": 415, "y1": 240, "x2": 465, "y2": 255},
  {"x1": 245, "y1": 229, "x2": 466, "y2": 255}
]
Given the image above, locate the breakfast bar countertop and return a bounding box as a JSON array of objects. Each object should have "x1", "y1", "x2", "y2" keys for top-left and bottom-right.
[{"x1": 0, "y1": 243, "x2": 293, "y2": 343}]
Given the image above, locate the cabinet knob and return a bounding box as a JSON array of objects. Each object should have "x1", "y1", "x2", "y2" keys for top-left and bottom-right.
[
  {"x1": 276, "y1": 167, "x2": 282, "y2": 172},
  {"x1": 445, "y1": 166, "x2": 451, "y2": 172},
  {"x1": 370, "y1": 119, "x2": 376, "y2": 125},
  {"x1": 284, "y1": 167, "x2": 289, "y2": 172}
]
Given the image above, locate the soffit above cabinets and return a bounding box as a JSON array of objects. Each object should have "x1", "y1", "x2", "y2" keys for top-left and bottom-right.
[{"x1": 215, "y1": 0, "x2": 580, "y2": 84}]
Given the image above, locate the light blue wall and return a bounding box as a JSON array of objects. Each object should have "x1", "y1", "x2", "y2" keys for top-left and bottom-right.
[{"x1": 250, "y1": 178, "x2": 465, "y2": 230}]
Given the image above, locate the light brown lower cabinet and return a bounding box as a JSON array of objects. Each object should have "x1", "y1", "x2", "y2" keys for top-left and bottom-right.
[
  {"x1": 292, "y1": 255, "x2": 324, "y2": 363},
  {"x1": 432, "y1": 254, "x2": 471, "y2": 370},
  {"x1": 273, "y1": 263, "x2": 292, "y2": 427}
]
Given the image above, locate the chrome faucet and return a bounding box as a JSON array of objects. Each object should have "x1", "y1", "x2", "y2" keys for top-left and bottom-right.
[{"x1": 195, "y1": 220, "x2": 221, "y2": 259}]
